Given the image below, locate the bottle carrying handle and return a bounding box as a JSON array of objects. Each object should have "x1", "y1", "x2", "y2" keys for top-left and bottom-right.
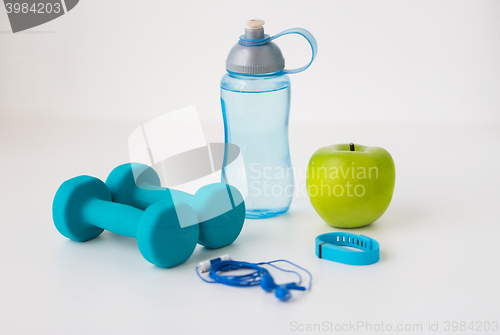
[{"x1": 270, "y1": 28, "x2": 318, "y2": 74}]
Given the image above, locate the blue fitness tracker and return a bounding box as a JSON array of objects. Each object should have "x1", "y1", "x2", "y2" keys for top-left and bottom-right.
[{"x1": 315, "y1": 232, "x2": 380, "y2": 265}]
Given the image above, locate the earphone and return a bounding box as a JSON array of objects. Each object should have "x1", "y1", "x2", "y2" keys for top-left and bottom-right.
[
  {"x1": 196, "y1": 257, "x2": 312, "y2": 301},
  {"x1": 259, "y1": 273, "x2": 307, "y2": 301}
]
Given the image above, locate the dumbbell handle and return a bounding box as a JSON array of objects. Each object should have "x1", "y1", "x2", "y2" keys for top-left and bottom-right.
[
  {"x1": 130, "y1": 182, "x2": 192, "y2": 211},
  {"x1": 84, "y1": 199, "x2": 143, "y2": 238}
]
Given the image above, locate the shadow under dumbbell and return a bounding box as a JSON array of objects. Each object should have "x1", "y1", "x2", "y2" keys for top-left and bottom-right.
[
  {"x1": 56, "y1": 234, "x2": 145, "y2": 272},
  {"x1": 185, "y1": 245, "x2": 238, "y2": 267},
  {"x1": 102, "y1": 231, "x2": 139, "y2": 248}
]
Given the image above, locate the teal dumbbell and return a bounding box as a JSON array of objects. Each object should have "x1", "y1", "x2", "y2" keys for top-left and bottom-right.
[
  {"x1": 52, "y1": 175, "x2": 199, "y2": 268},
  {"x1": 105, "y1": 163, "x2": 246, "y2": 249}
]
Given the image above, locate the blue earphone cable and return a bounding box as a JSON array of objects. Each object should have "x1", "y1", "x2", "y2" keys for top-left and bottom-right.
[{"x1": 196, "y1": 259, "x2": 312, "y2": 290}]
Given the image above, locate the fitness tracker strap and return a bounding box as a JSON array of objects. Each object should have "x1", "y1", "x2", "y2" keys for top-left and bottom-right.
[{"x1": 315, "y1": 232, "x2": 380, "y2": 265}]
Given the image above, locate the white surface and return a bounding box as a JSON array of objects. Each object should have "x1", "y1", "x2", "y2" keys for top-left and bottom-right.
[
  {"x1": 1, "y1": 1, "x2": 500, "y2": 334},
  {"x1": 0, "y1": 118, "x2": 499, "y2": 335}
]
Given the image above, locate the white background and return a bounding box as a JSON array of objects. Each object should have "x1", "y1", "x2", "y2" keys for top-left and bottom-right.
[{"x1": 1, "y1": 1, "x2": 499, "y2": 334}]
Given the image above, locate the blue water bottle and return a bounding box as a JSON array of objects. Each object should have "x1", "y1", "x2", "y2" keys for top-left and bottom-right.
[{"x1": 221, "y1": 19, "x2": 317, "y2": 219}]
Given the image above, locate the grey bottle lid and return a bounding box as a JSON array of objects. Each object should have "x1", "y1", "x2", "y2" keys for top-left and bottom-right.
[{"x1": 226, "y1": 20, "x2": 285, "y2": 75}]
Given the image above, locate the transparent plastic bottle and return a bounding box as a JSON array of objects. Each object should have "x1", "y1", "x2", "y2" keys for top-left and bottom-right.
[
  {"x1": 221, "y1": 72, "x2": 292, "y2": 218},
  {"x1": 221, "y1": 19, "x2": 317, "y2": 219}
]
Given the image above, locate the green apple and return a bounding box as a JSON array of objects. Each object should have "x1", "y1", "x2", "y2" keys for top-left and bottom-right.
[{"x1": 306, "y1": 143, "x2": 395, "y2": 228}]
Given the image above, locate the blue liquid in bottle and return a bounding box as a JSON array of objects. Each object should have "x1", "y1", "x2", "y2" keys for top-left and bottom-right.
[{"x1": 221, "y1": 72, "x2": 293, "y2": 219}]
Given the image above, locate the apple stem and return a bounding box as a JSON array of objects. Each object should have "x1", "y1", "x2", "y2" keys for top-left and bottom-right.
[{"x1": 349, "y1": 143, "x2": 355, "y2": 151}]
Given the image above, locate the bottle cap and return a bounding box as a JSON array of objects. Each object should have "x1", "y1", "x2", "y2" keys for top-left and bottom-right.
[{"x1": 225, "y1": 19, "x2": 285, "y2": 75}]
